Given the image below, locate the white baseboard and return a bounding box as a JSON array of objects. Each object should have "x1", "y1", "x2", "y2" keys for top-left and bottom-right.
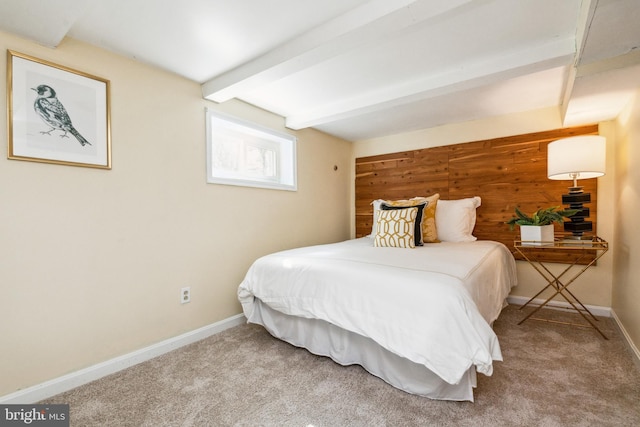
[
  {"x1": 0, "y1": 314, "x2": 246, "y2": 404},
  {"x1": 610, "y1": 309, "x2": 640, "y2": 369},
  {"x1": 506, "y1": 295, "x2": 612, "y2": 318}
]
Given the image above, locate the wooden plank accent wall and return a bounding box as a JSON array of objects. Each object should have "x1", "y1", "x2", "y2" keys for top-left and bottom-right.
[{"x1": 355, "y1": 125, "x2": 600, "y2": 263}]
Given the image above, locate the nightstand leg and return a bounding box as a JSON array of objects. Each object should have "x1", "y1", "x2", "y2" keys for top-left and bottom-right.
[{"x1": 514, "y1": 240, "x2": 609, "y2": 339}]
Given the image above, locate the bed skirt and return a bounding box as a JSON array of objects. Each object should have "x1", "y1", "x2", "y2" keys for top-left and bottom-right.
[{"x1": 247, "y1": 298, "x2": 478, "y2": 402}]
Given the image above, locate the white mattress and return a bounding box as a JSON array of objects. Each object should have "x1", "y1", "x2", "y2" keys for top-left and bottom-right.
[{"x1": 238, "y1": 237, "x2": 517, "y2": 398}]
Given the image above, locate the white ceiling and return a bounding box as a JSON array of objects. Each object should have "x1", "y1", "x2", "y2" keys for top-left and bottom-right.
[{"x1": 1, "y1": 0, "x2": 639, "y2": 141}]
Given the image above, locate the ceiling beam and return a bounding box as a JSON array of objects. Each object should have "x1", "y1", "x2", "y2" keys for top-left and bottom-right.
[
  {"x1": 201, "y1": 0, "x2": 475, "y2": 102},
  {"x1": 560, "y1": 0, "x2": 598, "y2": 121},
  {"x1": 285, "y1": 37, "x2": 576, "y2": 130},
  {"x1": 563, "y1": 50, "x2": 640, "y2": 126}
]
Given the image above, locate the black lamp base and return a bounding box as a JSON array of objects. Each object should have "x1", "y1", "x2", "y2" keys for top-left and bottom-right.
[{"x1": 561, "y1": 186, "x2": 593, "y2": 238}]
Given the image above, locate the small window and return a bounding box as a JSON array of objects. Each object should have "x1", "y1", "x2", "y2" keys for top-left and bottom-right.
[{"x1": 205, "y1": 109, "x2": 297, "y2": 191}]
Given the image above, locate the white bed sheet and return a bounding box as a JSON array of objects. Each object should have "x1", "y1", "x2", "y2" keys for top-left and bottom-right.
[
  {"x1": 238, "y1": 237, "x2": 517, "y2": 389},
  {"x1": 250, "y1": 299, "x2": 479, "y2": 401}
]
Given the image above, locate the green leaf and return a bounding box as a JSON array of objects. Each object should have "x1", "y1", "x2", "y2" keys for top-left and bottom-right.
[{"x1": 505, "y1": 205, "x2": 580, "y2": 230}]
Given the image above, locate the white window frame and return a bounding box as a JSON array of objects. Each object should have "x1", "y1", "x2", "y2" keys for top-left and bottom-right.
[{"x1": 205, "y1": 108, "x2": 297, "y2": 191}]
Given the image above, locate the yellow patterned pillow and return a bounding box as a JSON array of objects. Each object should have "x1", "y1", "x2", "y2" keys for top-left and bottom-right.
[
  {"x1": 381, "y1": 203, "x2": 425, "y2": 246},
  {"x1": 421, "y1": 200, "x2": 439, "y2": 243},
  {"x1": 374, "y1": 207, "x2": 417, "y2": 248},
  {"x1": 412, "y1": 196, "x2": 440, "y2": 243},
  {"x1": 387, "y1": 193, "x2": 440, "y2": 243}
]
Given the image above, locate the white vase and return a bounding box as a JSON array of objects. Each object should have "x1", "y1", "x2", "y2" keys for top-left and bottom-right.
[{"x1": 520, "y1": 224, "x2": 554, "y2": 246}]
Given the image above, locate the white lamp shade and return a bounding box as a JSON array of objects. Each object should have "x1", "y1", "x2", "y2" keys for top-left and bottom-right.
[{"x1": 547, "y1": 135, "x2": 606, "y2": 180}]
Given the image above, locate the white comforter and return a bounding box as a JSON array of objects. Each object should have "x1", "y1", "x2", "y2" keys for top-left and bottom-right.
[{"x1": 238, "y1": 237, "x2": 517, "y2": 385}]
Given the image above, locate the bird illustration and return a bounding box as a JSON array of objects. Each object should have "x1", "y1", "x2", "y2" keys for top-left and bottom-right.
[{"x1": 32, "y1": 84, "x2": 91, "y2": 146}]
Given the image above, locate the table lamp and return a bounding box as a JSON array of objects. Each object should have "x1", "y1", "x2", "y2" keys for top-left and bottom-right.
[{"x1": 547, "y1": 135, "x2": 606, "y2": 239}]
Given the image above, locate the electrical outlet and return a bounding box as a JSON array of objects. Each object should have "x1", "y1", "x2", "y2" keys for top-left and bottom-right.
[{"x1": 181, "y1": 287, "x2": 191, "y2": 304}]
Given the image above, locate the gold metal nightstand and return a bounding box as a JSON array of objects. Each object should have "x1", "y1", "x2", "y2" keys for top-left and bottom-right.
[{"x1": 513, "y1": 235, "x2": 609, "y2": 339}]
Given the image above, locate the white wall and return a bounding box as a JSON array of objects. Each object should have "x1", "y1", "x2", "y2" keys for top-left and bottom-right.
[
  {"x1": 353, "y1": 107, "x2": 615, "y2": 308},
  {"x1": 0, "y1": 32, "x2": 352, "y2": 396},
  {"x1": 612, "y1": 88, "x2": 640, "y2": 353},
  {"x1": 353, "y1": 106, "x2": 564, "y2": 157}
]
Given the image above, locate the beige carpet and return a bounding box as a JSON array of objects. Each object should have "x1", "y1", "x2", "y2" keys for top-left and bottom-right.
[{"x1": 44, "y1": 305, "x2": 640, "y2": 426}]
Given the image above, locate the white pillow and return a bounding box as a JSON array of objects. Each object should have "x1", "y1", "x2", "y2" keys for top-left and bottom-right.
[
  {"x1": 435, "y1": 197, "x2": 481, "y2": 242},
  {"x1": 369, "y1": 199, "x2": 385, "y2": 237}
]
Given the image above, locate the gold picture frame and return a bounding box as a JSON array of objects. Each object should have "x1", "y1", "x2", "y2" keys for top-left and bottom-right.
[{"x1": 6, "y1": 50, "x2": 111, "y2": 169}]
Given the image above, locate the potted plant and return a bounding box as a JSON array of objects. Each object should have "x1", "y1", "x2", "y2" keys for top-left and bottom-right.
[{"x1": 506, "y1": 206, "x2": 578, "y2": 245}]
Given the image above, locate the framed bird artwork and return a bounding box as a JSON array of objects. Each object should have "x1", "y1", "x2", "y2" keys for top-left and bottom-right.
[{"x1": 6, "y1": 50, "x2": 111, "y2": 169}]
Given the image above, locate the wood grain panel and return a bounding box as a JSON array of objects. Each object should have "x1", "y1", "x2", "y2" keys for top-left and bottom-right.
[{"x1": 355, "y1": 125, "x2": 600, "y2": 263}]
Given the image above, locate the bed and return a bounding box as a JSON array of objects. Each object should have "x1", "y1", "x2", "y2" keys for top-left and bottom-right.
[{"x1": 237, "y1": 196, "x2": 517, "y2": 401}]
